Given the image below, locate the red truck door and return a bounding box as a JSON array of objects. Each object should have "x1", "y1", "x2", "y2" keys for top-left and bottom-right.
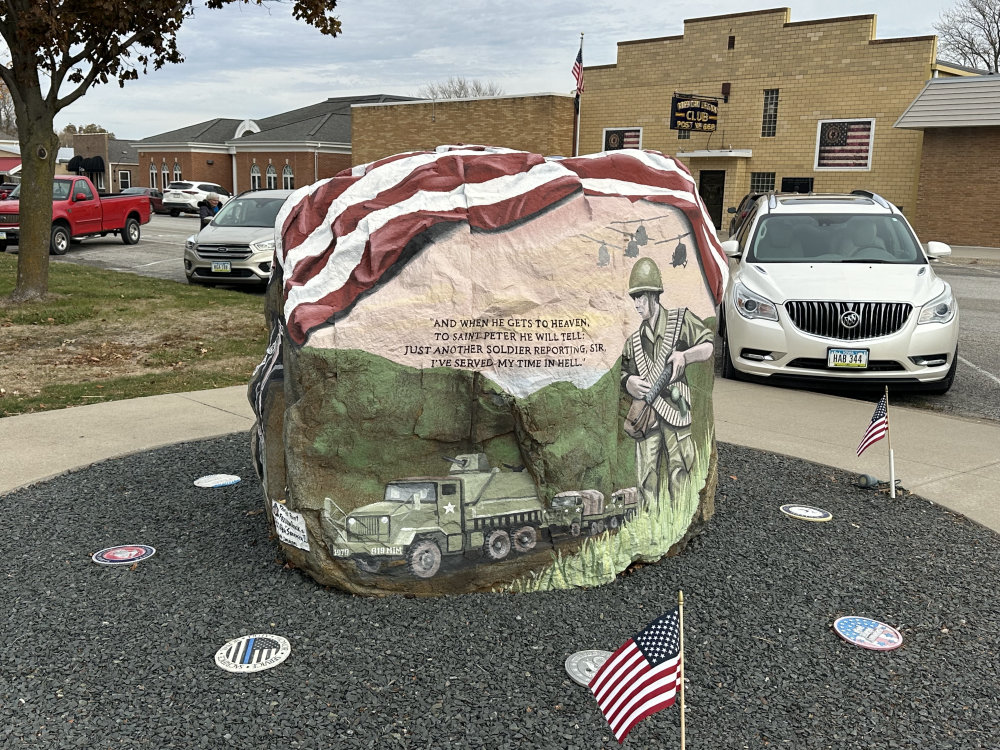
[{"x1": 68, "y1": 179, "x2": 101, "y2": 236}]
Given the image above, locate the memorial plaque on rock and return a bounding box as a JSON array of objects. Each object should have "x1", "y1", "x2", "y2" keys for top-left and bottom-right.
[{"x1": 249, "y1": 146, "x2": 728, "y2": 595}]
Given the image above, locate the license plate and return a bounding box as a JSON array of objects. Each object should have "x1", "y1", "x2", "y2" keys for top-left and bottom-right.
[
  {"x1": 211, "y1": 261, "x2": 231, "y2": 273},
  {"x1": 828, "y1": 348, "x2": 869, "y2": 368}
]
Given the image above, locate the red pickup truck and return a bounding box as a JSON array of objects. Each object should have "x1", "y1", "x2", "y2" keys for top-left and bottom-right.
[{"x1": 0, "y1": 175, "x2": 152, "y2": 255}]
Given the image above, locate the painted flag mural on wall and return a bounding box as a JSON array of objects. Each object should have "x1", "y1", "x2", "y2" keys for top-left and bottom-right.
[
  {"x1": 857, "y1": 393, "x2": 889, "y2": 456},
  {"x1": 817, "y1": 120, "x2": 873, "y2": 169},
  {"x1": 589, "y1": 608, "x2": 682, "y2": 743},
  {"x1": 604, "y1": 129, "x2": 641, "y2": 151}
]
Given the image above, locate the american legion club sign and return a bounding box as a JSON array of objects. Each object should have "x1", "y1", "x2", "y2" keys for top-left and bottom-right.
[
  {"x1": 670, "y1": 94, "x2": 719, "y2": 133},
  {"x1": 248, "y1": 145, "x2": 729, "y2": 596}
]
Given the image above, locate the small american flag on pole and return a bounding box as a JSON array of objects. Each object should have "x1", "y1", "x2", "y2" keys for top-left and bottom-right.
[
  {"x1": 857, "y1": 393, "x2": 889, "y2": 456},
  {"x1": 572, "y1": 44, "x2": 585, "y2": 95},
  {"x1": 589, "y1": 608, "x2": 682, "y2": 743}
]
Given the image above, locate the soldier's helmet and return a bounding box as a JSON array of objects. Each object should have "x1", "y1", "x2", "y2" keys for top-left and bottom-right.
[{"x1": 628, "y1": 257, "x2": 663, "y2": 296}]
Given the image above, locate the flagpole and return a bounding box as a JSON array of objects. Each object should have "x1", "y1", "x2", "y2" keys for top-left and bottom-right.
[
  {"x1": 678, "y1": 590, "x2": 686, "y2": 750},
  {"x1": 885, "y1": 385, "x2": 895, "y2": 499},
  {"x1": 574, "y1": 32, "x2": 583, "y2": 157}
]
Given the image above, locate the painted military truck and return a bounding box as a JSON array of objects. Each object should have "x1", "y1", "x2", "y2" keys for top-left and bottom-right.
[
  {"x1": 551, "y1": 487, "x2": 639, "y2": 537},
  {"x1": 322, "y1": 453, "x2": 627, "y2": 579}
]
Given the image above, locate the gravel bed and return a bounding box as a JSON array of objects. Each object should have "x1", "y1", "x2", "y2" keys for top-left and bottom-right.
[{"x1": 2, "y1": 434, "x2": 998, "y2": 749}]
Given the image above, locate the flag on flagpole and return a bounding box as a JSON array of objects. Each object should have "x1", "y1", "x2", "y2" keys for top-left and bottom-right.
[
  {"x1": 572, "y1": 44, "x2": 585, "y2": 95},
  {"x1": 589, "y1": 608, "x2": 682, "y2": 743},
  {"x1": 857, "y1": 393, "x2": 889, "y2": 456}
]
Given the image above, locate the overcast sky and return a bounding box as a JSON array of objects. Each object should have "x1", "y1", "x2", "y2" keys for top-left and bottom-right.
[{"x1": 52, "y1": 0, "x2": 950, "y2": 140}]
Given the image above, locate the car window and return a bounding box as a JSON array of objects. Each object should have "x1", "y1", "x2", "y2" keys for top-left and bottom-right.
[
  {"x1": 51, "y1": 182, "x2": 71, "y2": 200},
  {"x1": 167, "y1": 182, "x2": 192, "y2": 190},
  {"x1": 211, "y1": 196, "x2": 288, "y2": 228},
  {"x1": 747, "y1": 214, "x2": 924, "y2": 264},
  {"x1": 74, "y1": 181, "x2": 94, "y2": 200}
]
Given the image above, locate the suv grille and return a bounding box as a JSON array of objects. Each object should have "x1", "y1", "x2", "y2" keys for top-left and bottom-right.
[
  {"x1": 347, "y1": 516, "x2": 387, "y2": 541},
  {"x1": 0, "y1": 213, "x2": 18, "y2": 223},
  {"x1": 784, "y1": 301, "x2": 912, "y2": 340},
  {"x1": 196, "y1": 244, "x2": 252, "y2": 260}
]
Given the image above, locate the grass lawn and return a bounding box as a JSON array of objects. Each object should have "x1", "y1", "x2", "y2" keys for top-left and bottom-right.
[{"x1": 0, "y1": 254, "x2": 268, "y2": 417}]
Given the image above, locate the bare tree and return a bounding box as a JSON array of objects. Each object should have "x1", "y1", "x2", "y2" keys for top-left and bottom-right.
[
  {"x1": 418, "y1": 77, "x2": 505, "y2": 100},
  {"x1": 935, "y1": 0, "x2": 1000, "y2": 71},
  {"x1": 0, "y1": 79, "x2": 14, "y2": 137},
  {"x1": 0, "y1": 0, "x2": 342, "y2": 302}
]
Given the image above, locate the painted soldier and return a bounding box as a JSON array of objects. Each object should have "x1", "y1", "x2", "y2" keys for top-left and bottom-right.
[{"x1": 620, "y1": 257, "x2": 714, "y2": 509}]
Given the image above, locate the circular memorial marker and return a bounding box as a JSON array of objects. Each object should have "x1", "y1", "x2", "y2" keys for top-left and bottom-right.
[
  {"x1": 92, "y1": 544, "x2": 156, "y2": 565},
  {"x1": 194, "y1": 473, "x2": 241, "y2": 488},
  {"x1": 833, "y1": 616, "x2": 903, "y2": 652},
  {"x1": 215, "y1": 634, "x2": 291, "y2": 673},
  {"x1": 565, "y1": 649, "x2": 613, "y2": 687},
  {"x1": 779, "y1": 504, "x2": 833, "y2": 522}
]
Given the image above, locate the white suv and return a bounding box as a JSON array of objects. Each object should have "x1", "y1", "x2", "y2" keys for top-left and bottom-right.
[
  {"x1": 162, "y1": 181, "x2": 231, "y2": 216},
  {"x1": 719, "y1": 191, "x2": 959, "y2": 393}
]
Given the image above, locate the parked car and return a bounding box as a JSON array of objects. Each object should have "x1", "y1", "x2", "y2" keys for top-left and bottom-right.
[
  {"x1": 718, "y1": 190, "x2": 959, "y2": 393},
  {"x1": 183, "y1": 189, "x2": 292, "y2": 287},
  {"x1": 121, "y1": 186, "x2": 167, "y2": 215},
  {"x1": 726, "y1": 191, "x2": 764, "y2": 235},
  {"x1": 162, "y1": 181, "x2": 231, "y2": 216},
  {"x1": 0, "y1": 176, "x2": 151, "y2": 254}
]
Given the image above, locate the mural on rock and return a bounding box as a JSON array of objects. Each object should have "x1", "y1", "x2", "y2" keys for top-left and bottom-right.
[{"x1": 249, "y1": 146, "x2": 729, "y2": 595}]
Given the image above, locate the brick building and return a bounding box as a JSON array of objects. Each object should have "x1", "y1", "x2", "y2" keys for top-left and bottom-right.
[
  {"x1": 895, "y1": 75, "x2": 1000, "y2": 247},
  {"x1": 580, "y1": 8, "x2": 972, "y2": 229},
  {"x1": 350, "y1": 94, "x2": 576, "y2": 165},
  {"x1": 69, "y1": 132, "x2": 139, "y2": 191},
  {"x1": 133, "y1": 95, "x2": 416, "y2": 195}
]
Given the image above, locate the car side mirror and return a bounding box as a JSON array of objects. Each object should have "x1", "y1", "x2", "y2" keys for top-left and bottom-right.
[
  {"x1": 925, "y1": 241, "x2": 952, "y2": 259},
  {"x1": 727, "y1": 207, "x2": 737, "y2": 214},
  {"x1": 75, "y1": 192, "x2": 88, "y2": 201},
  {"x1": 721, "y1": 239, "x2": 742, "y2": 258}
]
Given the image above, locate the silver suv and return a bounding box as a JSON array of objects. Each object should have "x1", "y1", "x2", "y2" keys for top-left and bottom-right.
[{"x1": 183, "y1": 189, "x2": 293, "y2": 287}]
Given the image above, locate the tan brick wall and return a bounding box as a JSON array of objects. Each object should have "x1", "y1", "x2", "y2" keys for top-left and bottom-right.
[
  {"x1": 913, "y1": 127, "x2": 1000, "y2": 246},
  {"x1": 351, "y1": 95, "x2": 575, "y2": 165},
  {"x1": 582, "y1": 8, "x2": 936, "y2": 223}
]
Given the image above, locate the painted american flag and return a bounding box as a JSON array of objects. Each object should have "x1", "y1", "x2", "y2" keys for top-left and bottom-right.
[
  {"x1": 604, "y1": 129, "x2": 641, "y2": 151},
  {"x1": 817, "y1": 120, "x2": 873, "y2": 169},
  {"x1": 273, "y1": 145, "x2": 728, "y2": 345},
  {"x1": 857, "y1": 392, "x2": 889, "y2": 456},
  {"x1": 589, "y1": 608, "x2": 682, "y2": 744},
  {"x1": 225, "y1": 636, "x2": 282, "y2": 666},
  {"x1": 572, "y1": 44, "x2": 585, "y2": 95}
]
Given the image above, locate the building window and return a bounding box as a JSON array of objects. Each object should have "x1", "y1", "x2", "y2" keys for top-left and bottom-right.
[
  {"x1": 815, "y1": 119, "x2": 874, "y2": 170},
  {"x1": 149, "y1": 163, "x2": 157, "y2": 189},
  {"x1": 118, "y1": 171, "x2": 131, "y2": 190},
  {"x1": 250, "y1": 164, "x2": 261, "y2": 190},
  {"x1": 749, "y1": 172, "x2": 775, "y2": 193},
  {"x1": 781, "y1": 177, "x2": 814, "y2": 193},
  {"x1": 728, "y1": 35, "x2": 736, "y2": 49},
  {"x1": 161, "y1": 162, "x2": 169, "y2": 187},
  {"x1": 603, "y1": 128, "x2": 641, "y2": 150},
  {"x1": 173, "y1": 162, "x2": 182, "y2": 181},
  {"x1": 282, "y1": 165, "x2": 294, "y2": 190},
  {"x1": 265, "y1": 164, "x2": 277, "y2": 189},
  {"x1": 677, "y1": 129, "x2": 690, "y2": 140},
  {"x1": 761, "y1": 89, "x2": 779, "y2": 137}
]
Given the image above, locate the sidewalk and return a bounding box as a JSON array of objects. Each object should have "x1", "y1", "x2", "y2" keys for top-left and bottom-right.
[{"x1": 3, "y1": 380, "x2": 997, "y2": 533}]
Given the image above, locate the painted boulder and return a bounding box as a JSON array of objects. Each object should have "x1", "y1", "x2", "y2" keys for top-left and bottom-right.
[{"x1": 249, "y1": 146, "x2": 728, "y2": 595}]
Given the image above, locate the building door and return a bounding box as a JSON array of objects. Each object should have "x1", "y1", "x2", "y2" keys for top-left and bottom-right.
[{"x1": 698, "y1": 170, "x2": 726, "y2": 229}]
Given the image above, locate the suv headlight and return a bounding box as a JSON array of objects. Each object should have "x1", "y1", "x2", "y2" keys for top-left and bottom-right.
[
  {"x1": 733, "y1": 282, "x2": 779, "y2": 321},
  {"x1": 184, "y1": 235, "x2": 197, "y2": 252},
  {"x1": 250, "y1": 238, "x2": 275, "y2": 254},
  {"x1": 918, "y1": 284, "x2": 956, "y2": 325}
]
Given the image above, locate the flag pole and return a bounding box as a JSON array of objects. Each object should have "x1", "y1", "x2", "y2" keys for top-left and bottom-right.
[
  {"x1": 574, "y1": 32, "x2": 583, "y2": 157},
  {"x1": 885, "y1": 385, "x2": 895, "y2": 498},
  {"x1": 679, "y1": 589, "x2": 686, "y2": 750}
]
